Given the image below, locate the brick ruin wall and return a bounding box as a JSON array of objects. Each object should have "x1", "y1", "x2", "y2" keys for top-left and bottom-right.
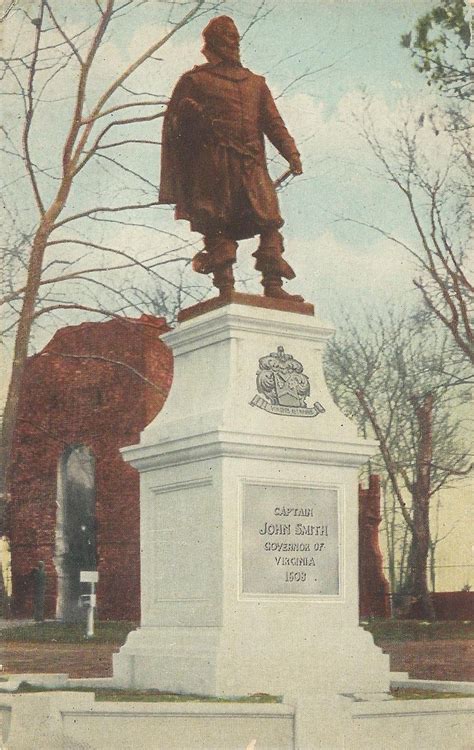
[{"x1": 7, "y1": 316, "x2": 172, "y2": 621}]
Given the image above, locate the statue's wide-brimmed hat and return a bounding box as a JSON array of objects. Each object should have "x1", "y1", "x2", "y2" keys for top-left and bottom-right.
[{"x1": 202, "y1": 15, "x2": 240, "y2": 64}]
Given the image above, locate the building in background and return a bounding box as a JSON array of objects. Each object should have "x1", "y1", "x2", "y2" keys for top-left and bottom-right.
[{"x1": 6, "y1": 316, "x2": 172, "y2": 622}]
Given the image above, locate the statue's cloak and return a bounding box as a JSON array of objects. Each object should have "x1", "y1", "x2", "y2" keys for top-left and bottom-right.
[{"x1": 159, "y1": 62, "x2": 299, "y2": 240}]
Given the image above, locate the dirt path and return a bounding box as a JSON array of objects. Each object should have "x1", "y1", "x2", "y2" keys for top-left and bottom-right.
[
  {"x1": 378, "y1": 639, "x2": 474, "y2": 682},
  {"x1": 1, "y1": 642, "x2": 119, "y2": 678},
  {"x1": 1, "y1": 639, "x2": 473, "y2": 682}
]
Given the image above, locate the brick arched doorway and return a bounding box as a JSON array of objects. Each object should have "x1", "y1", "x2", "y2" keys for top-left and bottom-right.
[{"x1": 54, "y1": 445, "x2": 96, "y2": 622}]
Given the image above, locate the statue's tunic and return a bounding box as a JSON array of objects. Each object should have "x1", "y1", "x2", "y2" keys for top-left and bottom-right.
[{"x1": 159, "y1": 62, "x2": 299, "y2": 240}]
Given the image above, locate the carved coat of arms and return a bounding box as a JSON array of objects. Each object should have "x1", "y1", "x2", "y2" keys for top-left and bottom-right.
[{"x1": 250, "y1": 346, "x2": 325, "y2": 417}]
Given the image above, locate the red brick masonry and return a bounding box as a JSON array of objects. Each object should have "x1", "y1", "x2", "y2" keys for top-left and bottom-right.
[
  {"x1": 359, "y1": 475, "x2": 391, "y2": 619},
  {"x1": 7, "y1": 316, "x2": 173, "y2": 621}
]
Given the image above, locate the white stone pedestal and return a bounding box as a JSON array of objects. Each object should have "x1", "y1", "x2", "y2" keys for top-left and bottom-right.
[{"x1": 113, "y1": 303, "x2": 390, "y2": 713}]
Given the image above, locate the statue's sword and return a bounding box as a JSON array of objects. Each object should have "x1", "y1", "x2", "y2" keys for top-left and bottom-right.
[{"x1": 273, "y1": 169, "x2": 294, "y2": 189}]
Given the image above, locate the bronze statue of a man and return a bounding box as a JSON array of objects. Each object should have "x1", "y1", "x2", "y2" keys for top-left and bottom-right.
[{"x1": 159, "y1": 15, "x2": 303, "y2": 301}]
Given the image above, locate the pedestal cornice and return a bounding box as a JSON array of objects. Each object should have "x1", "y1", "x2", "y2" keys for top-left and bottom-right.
[
  {"x1": 121, "y1": 428, "x2": 378, "y2": 472},
  {"x1": 162, "y1": 303, "x2": 335, "y2": 356}
]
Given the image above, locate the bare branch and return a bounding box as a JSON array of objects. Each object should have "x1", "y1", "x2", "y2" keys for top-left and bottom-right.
[
  {"x1": 240, "y1": 0, "x2": 274, "y2": 41},
  {"x1": 93, "y1": 151, "x2": 159, "y2": 191},
  {"x1": 70, "y1": 1, "x2": 206, "y2": 168},
  {"x1": 32, "y1": 302, "x2": 120, "y2": 320},
  {"x1": 81, "y1": 99, "x2": 168, "y2": 124},
  {"x1": 119, "y1": 82, "x2": 167, "y2": 98},
  {"x1": 22, "y1": 0, "x2": 46, "y2": 215},
  {"x1": 95, "y1": 139, "x2": 162, "y2": 149},
  {"x1": 1, "y1": 259, "x2": 177, "y2": 307},
  {"x1": 276, "y1": 64, "x2": 334, "y2": 99},
  {"x1": 44, "y1": 1, "x2": 83, "y2": 64},
  {"x1": 41, "y1": 351, "x2": 169, "y2": 397},
  {"x1": 43, "y1": 238, "x2": 196, "y2": 295},
  {"x1": 356, "y1": 387, "x2": 415, "y2": 530},
  {"x1": 52, "y1": 200, "x2": 159, "y2": 229},
  {"x1": 414, "y1": 279, "x2": 474, "y2": 363},
  {"x1": 61, "y1": 0, "x2": 115, "y2": 173},
  {"x1": 73, "y1": 110, "x2": 166, "y2": 174},
  {"x1": 0, "y1": 1, "x2": 15, "y2": 22}
]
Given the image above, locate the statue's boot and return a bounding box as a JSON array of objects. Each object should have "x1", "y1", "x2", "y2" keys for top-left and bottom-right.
[
  {"x1": 192, "y1": 236, "x2": 237, "y2": 296},
  {"x1": 213, "y1": 263, "x2": 235, "y2": 295},
  {"x1": 262, "y1": 275, "x2": 305, "y2": 302},
  {"x1": 253, "y1": 228, "x2": 304, "y2": 302}
]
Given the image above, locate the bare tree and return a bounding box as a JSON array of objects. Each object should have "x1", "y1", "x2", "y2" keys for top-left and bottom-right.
[
  {"x1": 325, "y1": 308, "x2": 472, "y2": 619},
  {"x1": 427, "y1": 490, "x2": 455, "y2": 593},
  {"x1": 0, "y1": 0, "x2": 229, "y2": 491},
  {"x1": 346, "y1": 100, "x2": 473, "y2": 366},
  {"x1": 380, "y1": 477, "x2": 412, "y2": 596}
]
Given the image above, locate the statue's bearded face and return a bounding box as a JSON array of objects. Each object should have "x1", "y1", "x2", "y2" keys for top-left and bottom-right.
[
  {"x1": 201, "y1": 15, "x2": 241, "y2": 64},
  {"x1": 201, "y1": 45, "x2": 222, "y2": 64}
]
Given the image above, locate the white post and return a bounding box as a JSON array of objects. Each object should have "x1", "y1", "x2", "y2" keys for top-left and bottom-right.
[
  {"x1": 87, "y1": 582, "x2": 96, "y2": 638},
  {"x1": 80, "y1": 571, "x2": 98, "y2": 639}
]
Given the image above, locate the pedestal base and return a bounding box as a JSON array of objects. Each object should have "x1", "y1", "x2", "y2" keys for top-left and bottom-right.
[
  {"x1": 114, "y1": 622, "x2": 389, "y2": 697},
  {"x1": 113, "y1": 302, "x2": 391, "y2": 746},
  {"x1": 114, "y1": 627, "x2": 220, "y2": 694}
]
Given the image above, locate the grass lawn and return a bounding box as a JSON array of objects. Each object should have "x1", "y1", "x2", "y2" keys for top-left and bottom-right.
[
  {"x1": 363, "y1": 619, "x2": 474, "y2": 643},
  {"x1": 16, "y1": 682, "x2": 281, "y2": 703},
  {"x1": 13, "y1": 681, "x2": 474, "y2": 702},
  {"x1": 94, "y1": 691, "x2": 281, "y2": 704},
  {"x1": 2, "y1": 619, "x2": 472, "y2": 645},
  {"x1": 391, "y1": 688, "x2": 473, "y2": 700},
  {"x1": 0, "y1": 620, "x2": 136, "y2": 645}
]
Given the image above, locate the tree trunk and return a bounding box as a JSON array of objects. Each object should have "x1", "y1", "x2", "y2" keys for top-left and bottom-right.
[
  {"x1": 407, "y1": 497, "x2": 435, "y2": 619},
  {"x1": 0, "y1": 229, "x2": 50, "y2": 495},
  {"x1": 429, "y1": 541, "x2": 436, "y2": 593},
  {"x1": 406, "y1": 394, "x2": 436, "y2": 620},
  {"x1": 398, "y1": 521, "x2": 410, "y2": 593},
  {"x1": 1, "y1": 172, "x2": 74, "y2": 496},
  {"x1": 382, "y1": 483, "x2": 396, "y2": 595}
]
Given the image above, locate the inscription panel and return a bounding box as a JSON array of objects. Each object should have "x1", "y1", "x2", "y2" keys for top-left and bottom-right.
[{"x1": 241, "y1": 484, "x2": 340, "y2": 597}]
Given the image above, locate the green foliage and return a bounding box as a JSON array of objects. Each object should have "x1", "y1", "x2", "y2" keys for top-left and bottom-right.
[
  {"x1": 15, "y1": 682, "x2": 281, "y2": 703},
  {"x1": 94, "y1": 691, "x2": 281, "y2": 704},
  {"x1": 401, "y1": 0, "x2": 472, "y2": 99},
  {"x1": 392, "y1": 688, "x2": 474, "y2": 699}
]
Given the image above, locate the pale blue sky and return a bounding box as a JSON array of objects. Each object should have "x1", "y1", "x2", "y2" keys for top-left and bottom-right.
[{"x1": 1, "y1": 0, "x2": 451, "y2": 342}]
